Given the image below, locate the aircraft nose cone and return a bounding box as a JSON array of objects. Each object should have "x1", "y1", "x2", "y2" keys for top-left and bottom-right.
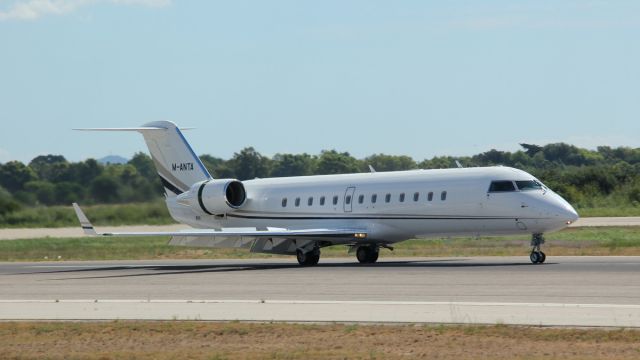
[
  {"x1": 562, "y1": 205, "x2": 579, "y2": 224},
  {"x1": 553, "y1": 197, "x2": 579, "y2": 225}
]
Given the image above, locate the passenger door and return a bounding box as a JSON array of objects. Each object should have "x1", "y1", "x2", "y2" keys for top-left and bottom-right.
[{"x1": 343, "y1": 187, "x2": 356, "y2": 212}]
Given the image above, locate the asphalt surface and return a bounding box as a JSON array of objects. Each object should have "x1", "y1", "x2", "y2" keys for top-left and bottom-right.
[
  {"x1": 1, "y1": 257, "x2": 640, "y2": 326},
  {"x1": 0, "y1": 256, "x2": 638, "y2": 303}
]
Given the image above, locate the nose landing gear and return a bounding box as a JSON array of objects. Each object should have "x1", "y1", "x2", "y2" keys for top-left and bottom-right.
[{"x1": 530, "y1": 233, "x2": 546, "y2": 264}]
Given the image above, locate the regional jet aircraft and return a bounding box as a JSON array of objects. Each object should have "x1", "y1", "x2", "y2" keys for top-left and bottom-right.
[{"x1": 73, "y1": 121, "x2": 579, "y2": 265}]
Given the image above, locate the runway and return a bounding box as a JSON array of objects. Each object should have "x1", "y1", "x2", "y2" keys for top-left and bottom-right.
[{"x1": 1, "y1": 256, "x2": 640, "y2": 326}]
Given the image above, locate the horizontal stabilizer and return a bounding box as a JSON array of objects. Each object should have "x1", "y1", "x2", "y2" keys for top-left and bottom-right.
[{"x1": 73, "y1": 127, "x2": 194, "y2": 131}]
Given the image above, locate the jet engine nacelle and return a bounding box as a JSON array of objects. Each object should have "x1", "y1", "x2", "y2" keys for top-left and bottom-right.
[{"x1": 177, "y1": 179, "x2": 247, "y2": 215}]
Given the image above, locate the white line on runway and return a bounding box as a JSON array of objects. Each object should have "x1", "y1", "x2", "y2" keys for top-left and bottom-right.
[
  {"x1": 2, "y1": 299, "x2": 640, "y2": 327},
  {"x1": 2, "y1": 299, "x2": 640, "y2": 309}
]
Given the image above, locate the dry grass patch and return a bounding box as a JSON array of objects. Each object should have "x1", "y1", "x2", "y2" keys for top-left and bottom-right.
[{"x1": 1, "y1": 322, "x2": 640, "y2": 359}]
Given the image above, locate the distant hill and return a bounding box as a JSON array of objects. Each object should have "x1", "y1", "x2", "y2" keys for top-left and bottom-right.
[{"x1": 97, "y1": 155, "x2": 128, "y2": 164}]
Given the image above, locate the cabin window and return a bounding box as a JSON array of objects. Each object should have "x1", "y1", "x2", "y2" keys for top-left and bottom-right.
[
  {"x1": 308, "y1": 197, "x2": 313, "y2": 206},
  {"x1": 441, "y1": 191, "x2": 447, "y2": 201},
  {"x1": 489, "y1": 180, "x2": 516, "y2": 192},
  {"x1": 413, "y1": 192, "x2": 419, "y2": 202},
  {"x1": 295, "y1": 197, "x2": 300, "y2": 207},
  {"x1": 516, "y1": 180, "x2": 543, "y2": 191},
  {"x1": 385, "y1": 193, "x2": 391, "y2": 203},
  {"x1": 358, "y1": 194, "x2": 364, "y2": 204},
  {"x1": 427, "y1": 192, "x2": 433, "y2": 201},
  {"x1": 320, "y1": 196, "x2": 325, "y2": 206},
  {"x1": 371, "y1": 194, "x2": 377, "y2": 203},
  {"x1": 399, "y1": 193, "x2": 405, "y2": 202},
  {"x1": 333, "y1": 195, "x2": 339, "y2": 205},
  {"x1": 345, "y1": 195, "x2": 352, "y2": 205},
  {"x1": 281, "y1": 198, "x2": 287, "y2": 207}
]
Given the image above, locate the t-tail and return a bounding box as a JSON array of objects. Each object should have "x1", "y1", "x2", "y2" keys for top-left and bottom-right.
[{"x1": 75, "y1": 121, "x2": 212, "y2": 197}]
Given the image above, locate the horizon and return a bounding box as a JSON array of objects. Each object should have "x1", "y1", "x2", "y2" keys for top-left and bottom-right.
[{"x1": 4, "y1": 140, "x2": 637, "y2": 166}]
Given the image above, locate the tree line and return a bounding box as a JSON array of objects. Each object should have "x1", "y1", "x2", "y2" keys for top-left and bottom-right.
[{"x1": 1, "y1": 143, "x2": 639, "y2": 216}]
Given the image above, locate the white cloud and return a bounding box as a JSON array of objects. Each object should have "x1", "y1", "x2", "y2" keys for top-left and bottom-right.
[{"x1": 0, "y1": 0, "x2": 170, "y2": 21}]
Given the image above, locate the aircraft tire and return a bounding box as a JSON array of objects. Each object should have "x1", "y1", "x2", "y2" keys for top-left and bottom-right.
[
  {"x1": 296, "y1": 249, "x2": 320, "y2": 266},
  {"x1": 530, "y1": 252, "x2": 543, "y2": 264},
  {"x1": 529, "y1": 252, "x2": 538, "y2": 264},
  {"x1": 356, "y1": 246, "x2": 379, "y2": 264},
  {"x1": 369, "y1": 249, "x2": 379, "y2": 263}
]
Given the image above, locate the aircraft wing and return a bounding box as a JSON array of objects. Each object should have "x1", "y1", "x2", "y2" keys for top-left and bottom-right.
[{"x1": 72, "y1": 203, "x2": 367, "y2": 241}]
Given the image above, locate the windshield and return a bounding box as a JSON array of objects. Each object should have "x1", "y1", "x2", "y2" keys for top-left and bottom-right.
[
  {"x1": 489, "y1": 180, "x2": 516, "y2": 192},
  {"x1": 515, "y1": 180, "x2": 543, "y2": 191}
]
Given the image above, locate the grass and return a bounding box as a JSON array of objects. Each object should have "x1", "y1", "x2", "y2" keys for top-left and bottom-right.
[
  {"x1": 577, "y1": 206, "x2": 640, "y2": 217},
  {"x1": 0, "y1": 202, "x2": 173, "y2": 228},
  {"x1": 2, "y1": 227, "x2": 640, "y2": 262},
  {"x1": 2, "y1": 321, "x2": 640, "y2": 359}
]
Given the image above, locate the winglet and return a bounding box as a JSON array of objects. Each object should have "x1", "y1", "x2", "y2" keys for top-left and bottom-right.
[{"x1": 72, "y1": 203, "x2": 98, "y2": 236}]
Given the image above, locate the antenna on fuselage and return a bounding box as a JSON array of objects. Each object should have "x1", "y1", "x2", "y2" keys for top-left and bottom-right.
[
  {"x1": 368, "y1": 165, "x2": 376, "y2": 173},
  {"x1": 455, "y1": 160, "x2": 463, "y2": 168}
]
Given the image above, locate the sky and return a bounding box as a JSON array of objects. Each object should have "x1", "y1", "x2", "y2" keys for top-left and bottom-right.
[{"x1": 0, "y1": 0, "x2": 639, "y2": 164}]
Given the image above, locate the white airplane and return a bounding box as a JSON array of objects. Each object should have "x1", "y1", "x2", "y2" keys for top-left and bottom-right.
[{"x1": 73, "y1": 121, "x2": 579, "y2": 265}]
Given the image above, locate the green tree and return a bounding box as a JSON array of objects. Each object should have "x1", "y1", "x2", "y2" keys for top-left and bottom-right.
[
  {"x1": 200, "y1": 154, "x2": 235, "y2": 178},
  {"x1": 0, "y1": 161, "x2": 37, "y2": 193},
  {"x1": 519, "y1": 143, "x2": 543, "y2": 157},
  {"x1": 419, "y1": 156, "x2": 460, "y2": 169},
  {"x1": 90, "y1": 174, "x2": 120, "y2": 203},
  {"x1": 315, "y1": 150, "x2": 361, "y2": 175},
  {"x1": 55, "y1": 182, "x2": 85, "y2": 205},
  {"x1": 228, "y1": 147, "x2": 271, "y2": 180},
  {"x1": 70, "y1": 159, "x2": 102, "y2": 185},
  {"x1": 0, "y1": 185, "x2": 21, "y2": 215},
  {"x1": 24, "y1": 181, "x2": 56, "y2": 205},
  {"x1": 28, "y1": 154, "x2": 67, "y2": 181},
  {"x1": 271, "y1": 153, "x2": 316, "y2": 177},
  {"x1": 128, "y1": 152, "x2": 156, "y2": 181},
  {"x1": 364, "y1": 154, "x2": 416, "y2": 172}
]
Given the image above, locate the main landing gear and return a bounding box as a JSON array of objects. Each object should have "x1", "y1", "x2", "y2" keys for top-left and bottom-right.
[
  {"x1": 296, "y1": 247, "x2": 320, "y2": 266},
  {"x1": 530, "y1": 233, "x2": 546, "y2": 264},
  {"x1": 356, "y1": 245, "x2": 379, "y2": 264}
]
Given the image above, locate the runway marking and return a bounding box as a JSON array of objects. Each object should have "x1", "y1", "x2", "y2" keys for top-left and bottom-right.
[
  {"x1": 2, "y1": 299, "x2": 640, "y2": 327},
  {"x1": 1, "y1": 299, "x2": 640, "y2": 309}
]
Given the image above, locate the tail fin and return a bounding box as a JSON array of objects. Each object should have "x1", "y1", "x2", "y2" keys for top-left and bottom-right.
[{"x1": 75, "y1": 121, "x2": 212, "y2": 196}]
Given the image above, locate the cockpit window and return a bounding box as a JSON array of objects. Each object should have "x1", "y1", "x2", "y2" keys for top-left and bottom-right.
[
  {"x1": 516, "y1": 180, "x2": 543, "y2": 191},
  {"x1": 489, "y1": 180, "x2": 516, "y2": 192}
]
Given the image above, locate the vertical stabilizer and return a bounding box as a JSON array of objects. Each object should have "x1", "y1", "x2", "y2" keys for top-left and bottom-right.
[
  {"x1": 75, "y1": 121, "x2": 212, "y2": 197},
  {"x1": 137, "y1": 121, "x2": 212, "y2": 196}
]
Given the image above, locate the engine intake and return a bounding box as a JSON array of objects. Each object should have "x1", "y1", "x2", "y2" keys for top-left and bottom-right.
[{"x1": 177, "y1": 179, "x2": 247, "y2": 215}]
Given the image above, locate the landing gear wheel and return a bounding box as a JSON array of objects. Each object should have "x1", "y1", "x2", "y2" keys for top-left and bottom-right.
[
  {"x1": 529, "y1": 233, "x2": 546, "y2": 265},
  {"x1": 369, "y1": 250, "x2": 379, "y2": 263},
  {"x1": 530, "y1": 252, "x2": 540, "y2": 264},
  {"x1": 296, "y1": 249, "x2": 320, "y2": 266},
  {"x1": 356, "y1": 246, "x2": 379, "y2": 264},
  {"x1": 538, "y1": 251, "x2": 546, "y2": 264}
]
